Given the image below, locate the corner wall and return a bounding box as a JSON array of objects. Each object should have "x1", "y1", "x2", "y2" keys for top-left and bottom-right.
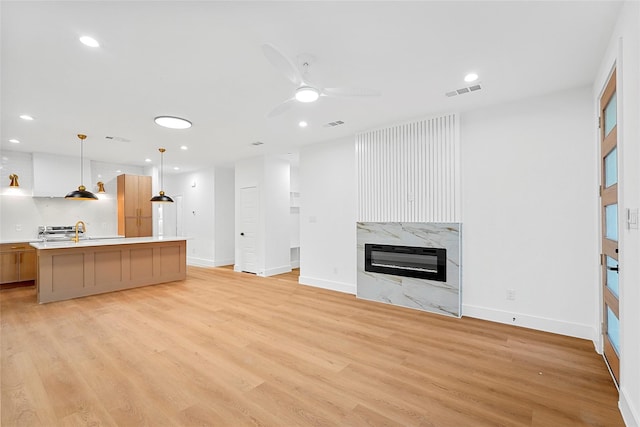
[{"x1": 234, "y1": 155, "x2": 290, "y2": 277}]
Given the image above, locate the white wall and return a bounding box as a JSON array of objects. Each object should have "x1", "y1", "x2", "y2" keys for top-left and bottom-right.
[
  {"x1": 264, "y1": 156, "x2": 290, "y2": 276},
  {"x1": 299, "y1": 136, "x2": 357, "y2": 294},
  {"x1": 164, "y1": 166, "x2": 235, "y2": 267},
  {"x1": 460, "y1": 86, "x2": 598, "y2": 340},
  {"x1": 214, "y1": 167, "x2": 235, "y2": 266},
  {"x1": 0, "y1": 195, "x2": 118, "y2": 240},
  {"x1": 595, "y1": 2, "x2": 640, "y2": 425},
  {"x1": 234, "y1": 155, "x2": 290, "y2": 276},
  {"x1": 0, "y1": 150, "x2": 143, "y2": 240}
]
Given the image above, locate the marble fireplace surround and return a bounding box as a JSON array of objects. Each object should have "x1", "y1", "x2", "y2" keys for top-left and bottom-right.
[{"x1": 357, "y1": 222, "x2": 461, "y2": 317}]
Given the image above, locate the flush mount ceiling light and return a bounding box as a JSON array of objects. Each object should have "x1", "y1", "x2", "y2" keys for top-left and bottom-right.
[
  {"x1": 154, "y1": 116, "x2": 192, "y2": 129},
  {"x1": 180, "y1": 145, "x2": 188, "y2": 150},
  {"x1": 464, "y1": 73, "x2": 479, "y2": 83},
  {"x1": 295, "y1": 86, "x2": 320, "y2": 103},
  {"x1": 9, "y1": 139, "x2": 20, "y2": 144},
  {"x1": 19, "y1": 115, "x2": 34, "y2": 121},
  {"x1": 150, "y1": 148, "x2": 174, "y2": 203},
  {"x1": 298, "y1": 121, "x2": 308, "y2": 128},
  {"x1": 65, "y1": 134, "x2": 98, "y2": 200},
  {"x1": 79, "y1": 36, "x2": 100, "y2": 48}
]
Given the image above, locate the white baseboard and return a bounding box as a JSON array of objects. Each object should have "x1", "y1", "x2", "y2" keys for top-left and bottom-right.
[
  {"x1": 621, "y1": 387, "x2": 640, "y2": 427},
  {"x1": 299, "y1": 275, "x2": 356, "y2": 295},
  {"x1": 187, "y1": 257, "x2": 234, "y2": 268},
  {"x1": 258, "y1": 265, "x2": 292, "y2": 277},
  {"x1": 462, "y1": 304, "x2": 596, "y2": 340}
]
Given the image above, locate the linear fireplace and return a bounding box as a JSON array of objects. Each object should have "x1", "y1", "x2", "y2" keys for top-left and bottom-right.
[{"x1": 364, "y1": 244, "x2": 447, "y2": 282}]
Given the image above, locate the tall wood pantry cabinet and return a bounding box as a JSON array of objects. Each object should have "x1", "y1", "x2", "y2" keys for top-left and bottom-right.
[{"x1": 117, "y1": 174, "x2": 152, "y2": 237}]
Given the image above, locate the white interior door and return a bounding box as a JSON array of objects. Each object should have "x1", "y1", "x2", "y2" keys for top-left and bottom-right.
[{"x1": 239, "y1": 187, "x2": 258, "y2": 273}]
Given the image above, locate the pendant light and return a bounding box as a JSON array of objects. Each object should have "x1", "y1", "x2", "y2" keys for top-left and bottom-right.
[
  {"x1": 150, "y1": 148, "x2": 174, "y2": 203},
  {"x1": 65, "y1": 134, "x2": 98, "y2": 200},
  {"x1": 9, "y1": 174, "x2": 19, "y2": 187}
]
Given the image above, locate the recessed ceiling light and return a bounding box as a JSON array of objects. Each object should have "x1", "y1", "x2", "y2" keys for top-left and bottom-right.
[
  {"x1": 145, "y1": 158, "x2": 152, "y2": 163},
  {"x1": 298, "y1": 121, "x2": 308, "y2": 128},
  {"x1": 295, "y1": 86, "x2": 320, "y2": 103},
  {"x1": 79, "y1": 36, "x2": 100, "y2": 48},
  {"x1": 116, "y1": 170, "x2": 122, "y2": 173},
  {"x1": 464, "y1": 73, "x2": 479, "y2": 83},
  {"x1": 9, "y1": 139, "x2": 20, "y2": 144},
  {"x1": 180, "y1": 145, "x2": 188, "y2": 150},
  {"x1": 173, "y1": 167, "x2": 180, "y2": 171},
  {"x1": 154, "y1": 116, "x2": 192, "y2": 129},
  {"x1": 19, "y1": 115, "x2": 34, "y2": 121}
]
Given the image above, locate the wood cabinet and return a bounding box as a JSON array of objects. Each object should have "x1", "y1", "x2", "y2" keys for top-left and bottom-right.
[
  {"x1": 117, "y1": 174, "x2": 152, "y2": 237},
  {"x1": 34, "y1": 239, "x2": 186, "y2": 303},
  {"x1": 0, "y1": 243, "x2": 36, "y2": 284}
]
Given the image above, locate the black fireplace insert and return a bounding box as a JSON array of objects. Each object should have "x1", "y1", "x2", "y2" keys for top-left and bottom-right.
[{"x1": 364, "y1": 244, "x2": 447, "y2": 282}]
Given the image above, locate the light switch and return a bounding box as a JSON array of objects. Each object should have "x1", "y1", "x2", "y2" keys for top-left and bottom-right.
[{"x1": 628, "y1": 208, "x2": 639, "y2": 230}]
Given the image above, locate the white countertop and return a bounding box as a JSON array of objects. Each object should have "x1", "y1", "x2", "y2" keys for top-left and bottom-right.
[
  {"x1": 1, "y1": 235, "x2": 123, "y2": 245},
  {"x1": 30, "y1": 236, "x2": 187, "y2": 250}
]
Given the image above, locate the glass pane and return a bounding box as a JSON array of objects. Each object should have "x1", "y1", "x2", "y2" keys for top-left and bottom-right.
[
  {"x1": 605, "y1": 204, "x2": 618, "y2": 241},
  {"x1": 606, "y1": 256, "x2": 619, "y2": 298},
  {"x1": 604, "y1": 147, "x2": 617, "y2": 188},
  {"x1": 604, "y1": 92, "x2": 617, "y2": 136},
  {"x1": 607, "y1": 306, "x2": 620, "y2": 355}
]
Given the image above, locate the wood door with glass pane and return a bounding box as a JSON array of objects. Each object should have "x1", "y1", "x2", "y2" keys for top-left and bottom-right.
[{"x1": 600, "y1": 69, "x2": 619, "y2": 384}]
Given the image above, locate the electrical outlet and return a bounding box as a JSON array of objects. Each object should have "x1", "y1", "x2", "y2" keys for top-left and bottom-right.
[{"x1": 507, "y1": 289, "x2": 516, "y2": 301}]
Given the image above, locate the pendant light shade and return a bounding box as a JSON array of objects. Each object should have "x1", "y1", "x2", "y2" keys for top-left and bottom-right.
[
  {"x1": 151, "y1": 148, "x2": 174, "y2": 203},
  {"x1": 65, "y1": 134, "x2": 98, "y2": 200},
  {"x1": 9, "y1": 174, "x2": 19, "y2": 187}
]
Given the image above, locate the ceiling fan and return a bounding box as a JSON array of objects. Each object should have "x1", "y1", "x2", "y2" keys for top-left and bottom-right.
[{"x1": 261, "y1": 43, "x2": 381, "y2": 118}]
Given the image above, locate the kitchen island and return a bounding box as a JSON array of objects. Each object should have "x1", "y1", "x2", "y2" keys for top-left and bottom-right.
[{"x1": 30, "y1": 237, "x2": 187, "y2": 303}]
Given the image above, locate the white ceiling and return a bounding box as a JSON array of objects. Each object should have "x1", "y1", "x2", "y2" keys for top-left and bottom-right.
[{"x1": 1, "y1": 1, "x2": 622, "y2": 173}]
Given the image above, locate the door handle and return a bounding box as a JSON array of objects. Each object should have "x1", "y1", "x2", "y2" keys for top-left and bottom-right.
[{"x1": 607, "y1": 266, "x2": 619, "y2": 272}]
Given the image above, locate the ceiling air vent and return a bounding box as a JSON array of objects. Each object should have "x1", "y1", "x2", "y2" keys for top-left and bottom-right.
[
  {"x1": 105, "y1": 136, "x2": 131, "y2": 143},
  {"x1": 445, "y1": 83, "x2": 483, "y2": 98},
  {"x1": 251, "y1": 141, "x2": 264, "y2": 146},
  {"x1": 323, "y1": 120, "x2": 345, "y2": 128}
]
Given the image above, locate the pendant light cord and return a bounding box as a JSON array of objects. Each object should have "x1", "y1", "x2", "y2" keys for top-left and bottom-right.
[
  {"x1": 160, "y1": 150, "x2": 164, "y2": 191},
  {"x1": 80, "y1": 138, "x2": 84, "y2": 185}
]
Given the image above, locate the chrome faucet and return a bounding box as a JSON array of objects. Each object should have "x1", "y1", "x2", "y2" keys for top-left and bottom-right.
[{"x1": 73, "y1": 221, "x2": 86, "y2": 243}]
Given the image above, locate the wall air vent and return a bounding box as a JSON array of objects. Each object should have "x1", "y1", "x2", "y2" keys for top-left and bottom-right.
[
  {"x1": 323, "y1": 120, "x2": 345, "y2": 128},
  {"x1": 445, "y1": 83, "x2": 483, "y2": 98}
]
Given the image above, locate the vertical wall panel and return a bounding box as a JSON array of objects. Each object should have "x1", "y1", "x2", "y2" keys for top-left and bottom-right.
[{"x1": 356, "y1": 113, "x2": 460, "y2": 222}]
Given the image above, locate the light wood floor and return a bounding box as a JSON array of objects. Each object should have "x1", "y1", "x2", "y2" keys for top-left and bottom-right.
[{"x1": 1, "y1": 267, "x2": 623, "y2": 426}]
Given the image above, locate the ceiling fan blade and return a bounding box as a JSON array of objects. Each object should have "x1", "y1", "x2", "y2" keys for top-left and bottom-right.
[
  {"x1": 267, "y1": 98, "x2": 296, "y2": 118},
  {"x1": 261, "y1": 44, "x2": 303, "y2": 86},
  {"x1": 322, "y1": 87, "x2": 381, "y2": 97}
]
